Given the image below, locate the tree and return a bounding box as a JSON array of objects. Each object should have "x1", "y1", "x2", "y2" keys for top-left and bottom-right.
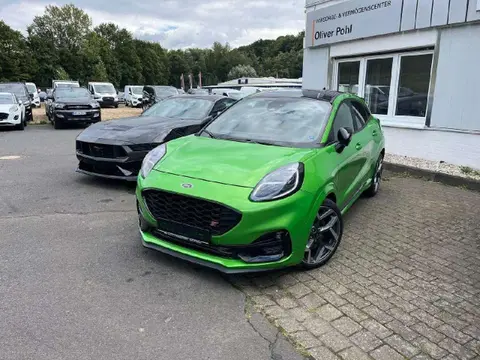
[
  {"x1": 28, "y1": 4, "x2": 92, "y2": 82},
  {"x1": 0, "y1": 21, "x2": 36, "y2": 82},
  {"x1": 228, "y1": 64, "x2": 257, "y2": 80}
]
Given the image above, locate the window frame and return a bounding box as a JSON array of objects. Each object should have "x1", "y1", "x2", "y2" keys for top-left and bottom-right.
[{"x1": 332, "y1": 49, "x2": 435, "y2": 127}]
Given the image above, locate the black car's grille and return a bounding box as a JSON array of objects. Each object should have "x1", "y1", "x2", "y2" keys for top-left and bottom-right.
[
  {"x1": 65, "y1": 104, "x2": 91, "y2": 110},
  {"x1": 103, "y1": 97, "x2": 114, "y2": 101},
  {"x1": 143, "y1": 189, "x2": 242, "y2": 236},
  {"x1": 0, "y1": 113, "x2": 8, "y2": 120},
  {"x1": 76, "y1": 141, "x2": 127, "y2": 158}
]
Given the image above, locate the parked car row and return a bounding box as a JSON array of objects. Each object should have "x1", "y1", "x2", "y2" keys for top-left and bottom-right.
[{"x1": 74, "y1": 89, "x2": 386, "y2": 273}]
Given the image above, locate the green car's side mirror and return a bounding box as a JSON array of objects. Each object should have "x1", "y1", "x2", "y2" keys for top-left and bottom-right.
[{"x1": 335, "y1": 127, "x2": 353, "y2": 153}]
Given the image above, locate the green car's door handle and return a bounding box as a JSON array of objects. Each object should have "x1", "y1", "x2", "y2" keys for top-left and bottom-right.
[{"x1": 355, "y1": 143, "x2": 362, "y2": 150}]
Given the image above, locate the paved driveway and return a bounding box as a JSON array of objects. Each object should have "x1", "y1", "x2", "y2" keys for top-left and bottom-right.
[
  {"x1": 0, "y1": 126, "x2": 305, "y2": 360},
  {"x1": 231, "y1": 174, "x2": 480, "y2": 360}
]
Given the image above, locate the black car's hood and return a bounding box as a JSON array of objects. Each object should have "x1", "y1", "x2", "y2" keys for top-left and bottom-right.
[
  {"x1": 76, "y1": 116, "x2": 204, "y2": 144},
  {"x1": 57, "y1": 98, "x2": 92, "y2": 105}
]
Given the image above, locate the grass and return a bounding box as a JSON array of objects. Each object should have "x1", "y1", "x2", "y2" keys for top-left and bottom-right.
[{"x1": 460, "y1": 166, "x2": 480, "y2": 177}]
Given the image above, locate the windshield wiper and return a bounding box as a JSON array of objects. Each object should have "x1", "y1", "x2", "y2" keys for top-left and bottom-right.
[{"x1": 202, "y1": 129, "x2": 217, "y2": 139}]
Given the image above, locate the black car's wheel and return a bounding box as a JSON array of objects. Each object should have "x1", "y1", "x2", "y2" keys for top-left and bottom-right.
[
  {"x1": 302, "y1": 199, "x2": 343, "y2": 269},
  {"x1": 115, "y1": 104, "x2": 119, "y2": 108},
  {"x1": 53, "y1": 118, "x2": 63, "y2": 129},
  {"x1": 364, "y1": 154, "x2": 384, "y2": 197}
]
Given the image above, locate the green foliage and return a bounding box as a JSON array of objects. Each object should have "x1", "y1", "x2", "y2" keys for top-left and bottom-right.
[
  {"x1": 1, "y1": 4, "x2": 304, "y2": 88},
  {"x1": 228, "y1": 64, "x2": 258, "y2": 79}
]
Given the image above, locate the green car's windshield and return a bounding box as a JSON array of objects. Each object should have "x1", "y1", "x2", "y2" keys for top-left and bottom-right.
[
  {"x1": 142, "y1": 97, "x2": 213, "y2": 119},
  {"x1": 204, "y1": 97, "x2": 331, "y2": 146}
]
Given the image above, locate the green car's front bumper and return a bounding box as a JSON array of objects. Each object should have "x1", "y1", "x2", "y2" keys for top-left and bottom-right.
[{"x1": 136, "y1": 170, "x2": 317, "y2": 273}]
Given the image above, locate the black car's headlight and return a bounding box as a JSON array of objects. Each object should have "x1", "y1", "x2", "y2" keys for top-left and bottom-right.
[
  {"x1": 140, "y1": 144, "x2": 166, "y2": 179},
  {"x1": 129, "y1": 143, "x2": 160, "y2": 152},
  {"x1": 250, "y1": 163, "x2": 304, "y2": 202},
  {"x1": 55, "y1": 103, "x2": 65, "y2": 109}
]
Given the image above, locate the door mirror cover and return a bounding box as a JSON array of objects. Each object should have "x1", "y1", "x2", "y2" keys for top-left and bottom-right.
[{"x1": 338, "y1": 127, "x2": 353, "y2": 145}]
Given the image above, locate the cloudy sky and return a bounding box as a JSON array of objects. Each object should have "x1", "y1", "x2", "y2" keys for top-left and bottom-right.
[{"x1": 0, "y1": 0, "x2": 305, "y2": 49}]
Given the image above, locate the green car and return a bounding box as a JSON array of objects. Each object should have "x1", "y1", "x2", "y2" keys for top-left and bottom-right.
[{"x1": 136, "y1": 90, "x2": 385, "y2": 273}]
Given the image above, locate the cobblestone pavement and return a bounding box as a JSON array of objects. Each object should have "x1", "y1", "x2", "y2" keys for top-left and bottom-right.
[{"x1": 230, "y1": 173, "x2": 480, "y2": 360}]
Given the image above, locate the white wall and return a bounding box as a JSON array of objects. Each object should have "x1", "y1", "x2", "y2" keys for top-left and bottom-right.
[
  {"x1": 383, "y1": 127, "x2": 480, "y2": 169},
  {"x1": 430, "y1": 24, "x2": 480, "y2": 131},
  {"x1": 302, "y1": 47, "x2": 330, "y2": 90}
]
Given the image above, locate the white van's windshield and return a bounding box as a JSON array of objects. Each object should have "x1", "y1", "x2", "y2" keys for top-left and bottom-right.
[
  {"x1": 93, "y1": 84, "x2": 115, "y2": 94},
  {"x1": 131, "y1": 86, "x2": 143, "y2": 95}
]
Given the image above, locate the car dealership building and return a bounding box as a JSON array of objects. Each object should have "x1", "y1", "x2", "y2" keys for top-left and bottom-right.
[{"x1": 303, "y1": 0, "x2": 480, "y2": 169}]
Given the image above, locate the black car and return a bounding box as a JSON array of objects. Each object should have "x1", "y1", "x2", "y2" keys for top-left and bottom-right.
[
  {"x1": 0, "y1": 82, "x2": 33, "y2": 122},
  {"x1": 75, "y1": 95, "x2": 237, "y2": 181},
  {"x1": 47, "y1": 87, "x2": 101, "y2": 129},
  {"x1": 142, "y1": 85, "x2": 179, "y2": 110}
]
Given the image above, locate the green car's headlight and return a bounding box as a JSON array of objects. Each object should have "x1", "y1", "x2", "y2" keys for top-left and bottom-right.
[
  {"x1": 140, "y1": 144, "x2": 166, "y2": 179},
  {"x1": 250, "y1": 163, "x2": 304, "y2": 202}
]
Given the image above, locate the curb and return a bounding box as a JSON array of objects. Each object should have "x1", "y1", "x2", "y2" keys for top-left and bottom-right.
[{"x1": 384, "y1": 162, "x2": 480, "y2": 192}]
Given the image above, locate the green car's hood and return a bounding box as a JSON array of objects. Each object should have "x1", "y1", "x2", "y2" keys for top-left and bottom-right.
[{"x1": 155, "y1": 135, "x2": 314, "y2": 188}]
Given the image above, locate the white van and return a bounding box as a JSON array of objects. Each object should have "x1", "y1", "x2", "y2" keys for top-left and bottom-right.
[
  {"x1": 52, "y1": 80, "x2": 80, "y2": 89},
  {"x1": 124, "y1": 85, "x2": 144, "y2": 107},
  {"x1": 88, "y1": 82, "x2": 118, "y2": 108},
  {"x1": 25, "y1": 82, "x2": 40, "y2": 108}
]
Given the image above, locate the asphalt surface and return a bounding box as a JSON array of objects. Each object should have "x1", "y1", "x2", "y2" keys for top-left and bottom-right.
[{"x1": 0, "y1": 125, "x2": 306, "y2": 360}]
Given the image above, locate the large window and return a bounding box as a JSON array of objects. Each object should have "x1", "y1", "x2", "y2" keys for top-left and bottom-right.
[
  {"x1": 337, "y1": 61, "x2": 360, "y2": 95},
  {"x1": 334, "y1": 51, "x2": 434, "y2": 126}
]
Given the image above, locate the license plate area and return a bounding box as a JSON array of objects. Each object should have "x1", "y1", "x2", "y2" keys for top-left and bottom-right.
[
  {"x1": 73, "y1": 111, "x2": 87, "y2": 116},
  {"x1": 156, "y1": 218, "x2": 211, "y2": 244}
]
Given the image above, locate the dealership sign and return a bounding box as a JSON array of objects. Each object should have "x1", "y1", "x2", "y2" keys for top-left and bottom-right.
[{"x1": 306, "y1": 0, "x2": 403, "y2": 47}]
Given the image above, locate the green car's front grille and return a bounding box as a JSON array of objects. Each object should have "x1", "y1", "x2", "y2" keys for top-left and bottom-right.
[{"x1": 143, "y1": 189, "x2": 242, "y2": 236}]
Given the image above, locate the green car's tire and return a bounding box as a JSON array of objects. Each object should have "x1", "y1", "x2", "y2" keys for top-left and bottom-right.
[
  {"x1": 301, "y1": 198, "x2": 343, "y2": 270},
  {"x1": 364, "y1": 154, "x2": 384, "y2": 198}
]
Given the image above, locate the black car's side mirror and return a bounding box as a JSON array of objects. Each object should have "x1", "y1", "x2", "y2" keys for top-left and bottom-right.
[
  {"x1": 335, "y1": 127, "x2": 353, "y2": 153},
  {"x1": 29, "y1": 93, "x2": 34, "y2": 100}
]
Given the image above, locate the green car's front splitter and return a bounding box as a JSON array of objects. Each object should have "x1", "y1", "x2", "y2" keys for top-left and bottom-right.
[{"x1": 136, "y1": 170, "x2": 319, "y2": 273}]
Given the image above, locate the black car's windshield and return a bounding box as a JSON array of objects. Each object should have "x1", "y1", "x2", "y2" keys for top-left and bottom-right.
[
  {"x1": 0, "y1": 84, "x2": 27, "y2": 99},
  {"x1": 204, "y1": 97, "x2": 331, "y2": 145},
  {"x1": 132, "y1": 86, "x2": 143, "y2": 95},
  {"x1": 0, "y1": 94, "x2": 14, "y2": 104},
  {"x1": 93, "y1": 84, "x2": 115, "y2": 93},
  {"x1": 26, "y1": 84, "x2": 36, "y2": 94},
  {"x1": 56, "y1": 88, "x2": 91, "y2": 100},
  {"x1": 154, "y1": 86, "x2": 178, "y2": 97},
  {"x1": 142, "y1": 97, "x2": 213, "y2": 120},
  {"x1": 56, "y1": 83, "x2": 79, "y2": 88}
]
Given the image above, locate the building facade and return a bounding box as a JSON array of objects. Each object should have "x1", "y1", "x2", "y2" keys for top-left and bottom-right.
[{"x1": 303, "y1": 0, "x2": 480, "y2": 169}]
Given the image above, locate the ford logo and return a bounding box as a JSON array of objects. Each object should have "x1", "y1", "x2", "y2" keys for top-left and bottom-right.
[{"x1": 181, "y1": 183, "x2": 193, "y2": 189}]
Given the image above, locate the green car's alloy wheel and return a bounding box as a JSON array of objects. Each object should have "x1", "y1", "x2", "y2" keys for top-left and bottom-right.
[
  {"x1": 365, "y1": 155, "x2": 384, "y2": 197},
  {"x1": 302, "y1": 199, "x2": 343, "y2": 269}
]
